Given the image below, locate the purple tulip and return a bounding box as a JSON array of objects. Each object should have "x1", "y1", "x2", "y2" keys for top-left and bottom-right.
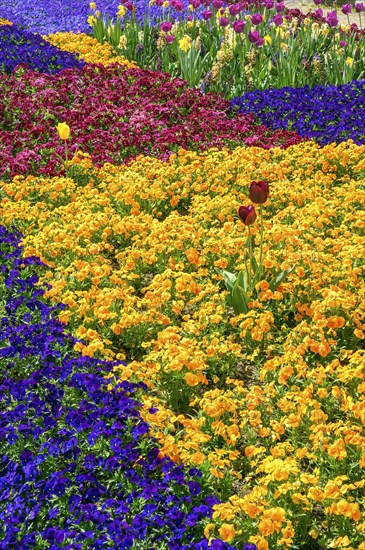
[
  {"x1": 341, "y1": 3, "x2": 352, "y2": 14},
  {"x1": 276, "y1": 2, "x2": 285, "y2": 12},
  {"x1": 125, "y1": 1, "x2": 134, "y2": 10},
  {"x1": 273, "y1": 13, "x2": 283, "y2": 25},
  {"x1": 238, "y1": 205, "x2": 257, "y2": 226},
  {"x1": 160, "y1": 21, "x2": 173, "y2": 32},
  {"x1": 249, "y1": 180, "x2": 269, "y2": 204},
  {"x1": 212, "y1": 0, "x2": 223, "y2": 8},
  {"x1": 219, "y1": 16, "x2": 230, "y2": 26},
  {"x1": 314, "y1": 8, "x2": 323, "y2": 17},
  {"x1": 165, "y1": 34, "x2": 175, "y2": 43},
  {"x1": 340, "y1": 40, "x2": 347, "y2": 47},
  {"x1": 251, "y1": 13, "x2": 263, "y2": 25},
  {"x1": 248, "y1": 29, "x2": 262, "y2": 44},
  {"x1": 326, "y1": 10, "x2": 339, "y2": 26},
  {"x1": 191, "y1": 0, "x2": 201, "y2": 8},
  {"x1": 233, "y1": 19, "x2": 245, "y2": 33},
  {"x1": 313, "y1": 0, "x2": 322, "y2": 5},
  {"x1": 202, "y1": 9, "x2": 213, "y2": 19},
  {"x1": 229, "y1": 4, "x2": 241, "y2": 16},
  {"x1": 265, "y1": 0, "x2": 274, "y2": 8},
  {"x1": 355, "y1": 2, "x2": 364, "y2": 11},
  {"x1": 174, "y1": 1, "x2": 184, "y2": 11}
]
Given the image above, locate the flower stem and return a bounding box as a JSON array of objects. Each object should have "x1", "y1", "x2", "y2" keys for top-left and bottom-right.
[
  {"x1": 64, "y1": 141, "x2": 69, "y2": 178},
  {"x1": 248, "y1": 224, "x2": 253, "y2": 286},
  {"x1": 259, "y1": 204, "x2": 264, "y2": 278}
]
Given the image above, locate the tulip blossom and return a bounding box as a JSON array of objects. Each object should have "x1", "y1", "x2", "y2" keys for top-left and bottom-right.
[
  {"x1": 229, "y1": 4, "x2": 240, "y2": 16},
  {"x1": 160, "y1": 21, "x2": 172, "y2": 32},
  {"x1": 57, "y1": 122, "x2": 70, "y2": 140},
  {"x1": 173, "y1": 0, "x2": 184, "y2": 11},
  {"x1": 356, "y1": 2, "x2": 365, "y2": 11},
  {"x1": 219, "y1": 16, "x2": 229, "y2": 27},
  {"x1": 251, "y1": 13, "x2": 263, "y2": 25},
  {"x1": 249, "y1": 181, "x2": 269, "y2": 204},
  {"x1": 273, "y1": 13, "x2": 283, "y2": 26},
  {"x1": 326, "y1": 10, "x2": 339, "y2": 27},
  {"x1": 341, "y1": 3, "x2": 352, "y2": 14},
  {"x1": 212, "y1": 0, "x2": 223, "y2": 8},
  {"x1": 233, "y1": 20, "x2": 245, "y2": 33},
  {"x1": 238, "y1": 205, "x2": 257, "y2": 226},
  {"x1": 202, "y1": 9, "x2": 212, "y2": 19},
  {"x1": 248, "y1": 30, "x2": 264, "y2": 46}
]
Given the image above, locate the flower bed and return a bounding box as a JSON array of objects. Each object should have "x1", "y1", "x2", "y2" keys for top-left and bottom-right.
[
  {"x1": 0, "y1": 22, "x2": 85, "y2": 73},
  {"x1": 230, "y1": 79, "x2": 365, "y2": 145},
  {"x1": 87, "y1": 0, "x2": 365, "y2": 95},
  {"x1": 0, "y1": 0, "x2": 122, "y2": 34},
  {"x1": 1, "y1": 139, "x2": 364, "y2": 549},
  {"x1": 1, "y1": 0, "x2": 365, "y2": 549},
  {"x1": 0, "y1": 63, "x2": 301, "y2": 180},
  {"x1": 0, "y1": 225, "x2": 239, "y2": 550}
]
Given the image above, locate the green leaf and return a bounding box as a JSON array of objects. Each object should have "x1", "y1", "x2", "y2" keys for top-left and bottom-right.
[
  {"x1": 232, "y1": 281, "x2": 249, "y2": 315},
  {"x1": 236, "y1": 269, "x2": 249, "y2": 292},
  {"x1": 220, "y1": 270, "x2": 237, "y2": 292},
  {"x1": 268, "y1": 265, "x2": 295, "y2": 292}
]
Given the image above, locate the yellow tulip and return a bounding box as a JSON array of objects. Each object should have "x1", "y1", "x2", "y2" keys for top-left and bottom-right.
[{"x1": 57, "y1": 122, "x2": 70, "y2": 140}]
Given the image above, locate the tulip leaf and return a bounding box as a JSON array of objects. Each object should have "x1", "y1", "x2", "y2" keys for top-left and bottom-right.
[
  {"x1": 236, "y1": 269, "x2": 249, "y2": 292},
  {"x1": 268, "y1": 266, "x2": 295, "y2": 292},
  {"x1": 220, "y1": 270, "x2": 237, "y2": 292},
  {"x1": 250, "y1": 253, "x2": 259, "y2": 279},
  {"x1": 232, "y1": 282, "x2": 249, "y2": 315}
]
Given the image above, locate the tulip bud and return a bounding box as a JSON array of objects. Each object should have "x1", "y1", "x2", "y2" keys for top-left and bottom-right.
[
  {"x1": 326, "y1": 10, "x2": 339, "y2": 27},
  {"x1": 57, "y1": 122, "x2": 70, "y2": 140},
  {"x1": 160, "y1": 21, "x2": 173, "y2": 32},
  {"x1": 251, "y1": 13, "x2": 263, "y2": 25},
  {"x1": 249, "y1": 180, "x2": 269, "y2": 204},
  {"x1": 273, "y1": 13, "x2": 283, "y2": 25},
  {"x1": 248, "y1": 29, "x2": 261, "y2": 44},
  {"x1": 238, "y1": 205, "x2": 257, "y2": 226},
  {"x1": 341, "y1": 3, "x2": 352, "y2": 14},
  {"x1": 233, "y1": 20, "x2": 245, "y2": 33},
  {"x1": 202, "y1": 9, "x2": 212, "y2": 19},
  {"x1": 229, "y1": 4, "x2": 240, "y2": 16},
  {"x1": 219, "y1": 16, "x2": 229, "y2": 26}
]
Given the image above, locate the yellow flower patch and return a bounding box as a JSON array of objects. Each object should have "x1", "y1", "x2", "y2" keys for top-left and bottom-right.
[{"x1": 43, "y1": 31, "x2": 138, "y2": 68}]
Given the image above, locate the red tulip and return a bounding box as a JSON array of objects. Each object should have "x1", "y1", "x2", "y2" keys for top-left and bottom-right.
[
  {"x1": 249, "y1": 180, "x2": 269, "y2": 204},
  {"x1": 238, "y1": 205, "x2": 257, "y2": 226}
]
